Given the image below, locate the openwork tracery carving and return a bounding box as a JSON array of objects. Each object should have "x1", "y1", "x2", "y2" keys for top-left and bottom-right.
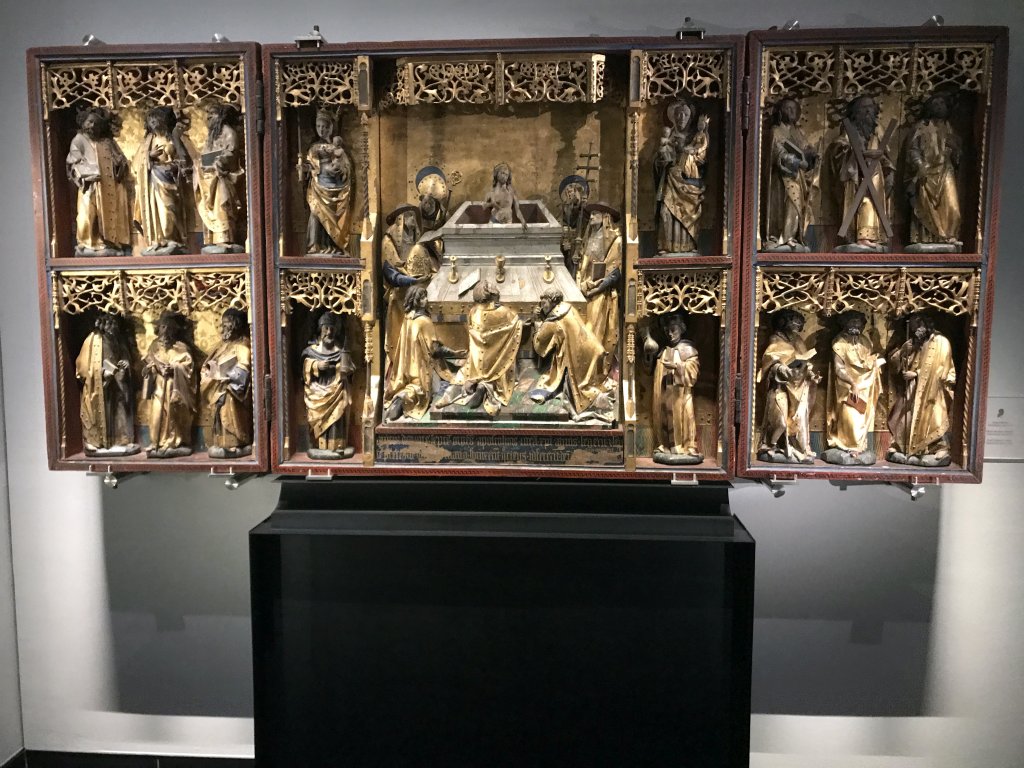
[
  {"x1": 181, "y1": 61, "x2": 244, "y2": 107},
  {"x1": 45, "y1": 64, "x2": 113, "y2": 110},
  {"x1": 763, "y1": 43, "x2": 992, "y2": 102},
  {"x1": 913, "y1": 46, "x2": 988, "y2": 94},
  {"x1": 43, "y1": 58, "x2": 244, "y2": 112},
  {"x1": 841, "y1": 48, "x2": 912, "y2": 95},
  {"x1": 902, "y1": 271, "x2": 976, "y2": 316},
  {"x1": 395, "y1": 54, "x2": 604, "y2": 105},
  {"x1": 638, "y1": 269, "x2": 725, "y2": 317},
  {"x1": 757, "y1": 268, "x2": 979, "y2": 316},
  {"x1": 642, "y1": 50, "x2": 726, "y2": 101},
  {"x1": 504, "y1": 60, "x2": 589, "y2": 103},
  {"x1": 400, "y1": 61, "x2": 495, "y2": 105},
  {"x1": 283, "y1": 270, "x2": 362, "y2": 315},
  {"x1": 55, "y1": 272, "x2": 123, "y2": 315},
  {"x1": 187, "y1": 271, "x2": 249, "y2": 313},
  {"x1": 829, "y1": 270, "x2": 901, "y2": 315},
  {"x1": 280, "y1": 60, "x2": 358, "y2": 106},
  {"x1": 758, "y1": 270, "x2": 828, "y2": 314},
  {"x1": 763, "y1": 49, "x2": 834, "y2": 100},
  {"x1": 113, "y1": 62, "x2": 179, "y2": 108},
  {"x1": 55, "y1": 269, "x2": 249, "y2": 318}
]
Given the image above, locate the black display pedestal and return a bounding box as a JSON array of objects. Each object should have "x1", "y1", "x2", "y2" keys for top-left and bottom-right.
[{"x1": 251, "y1": 480, "x2": 754, "y2": 767}]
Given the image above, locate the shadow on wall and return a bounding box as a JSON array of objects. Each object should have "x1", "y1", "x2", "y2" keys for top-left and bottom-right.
[
  {"x1": 732, "y1": 481, "x2": 939, "y2": 717},
  {"x1": 100, "y1": 473, "x2": 278, "y2": 717}
]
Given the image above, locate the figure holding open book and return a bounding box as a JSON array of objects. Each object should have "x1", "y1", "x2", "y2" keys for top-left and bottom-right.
[
  {"x1": 757, "y1": 309, "x2": 819, "y2": 464},
  {"x1": 200, "y1": 308, "x2": 253, "y2": 458},
  {"x1": 822, "y1": 311, "x2": 885, "y2": 465},
  {"x1": 765, "y1": 97, "x2": 817, "y2": 252}
]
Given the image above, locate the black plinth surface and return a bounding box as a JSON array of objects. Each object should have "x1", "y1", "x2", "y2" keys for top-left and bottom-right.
[{"x1": 251, "y1": 479, "x2": 754, "y2": 767}]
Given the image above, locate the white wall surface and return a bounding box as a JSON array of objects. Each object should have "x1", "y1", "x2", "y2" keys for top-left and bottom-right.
[
  {"x1": 0, "y1": 346, "x2": 25, "y2": 766},
  {"x1": 0, "y1": 0, "x2": 1021, "y2": 763}
]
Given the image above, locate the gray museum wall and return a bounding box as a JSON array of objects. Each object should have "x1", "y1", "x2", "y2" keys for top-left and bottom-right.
[
  {"x1": 0, "y1": 347, "x2": 24, "y2": 767},
  {"x1": 0, "y1": 0, "x2": 1021, "y2": 764}
]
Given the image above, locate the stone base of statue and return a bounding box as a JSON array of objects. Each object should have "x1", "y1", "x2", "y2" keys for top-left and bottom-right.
[
  {"x1": 655, "y1": 249, "x2": 699, "y2": 257},
  {"x1": 757, "y1": 447, "x2": 814, "y2": 465},
  {"x1": 75, "y1": 244, "x2": 130, "y2": 257},
  {"x1": 834, "y1": 241, "x2": 887, "y2": 253},
  {"x1": 763, "y1": 239, "x2": 809, "y2": 253},
  {"x1": 821, "y1": 447, "x2": 876, "y2": 466},
  {"x1": 886, "y1": 448, "x2": 952, "y2": 467},
  {"x1": 208, "y1": 444, "x2": 253, "y2": 459},
  {"x1": 147, "y1": 445, "x2": 193, "y2": 459},
  {"x1": 142, "y1": 241, "x2": 185, "y2": 255},
  {"x1": 84, "y1": 442, "x2": 141, "y2": 457},
  {"x1": 653, "y1": 450, "x2": 704, "y2": 466},
  {"x1": 905, "y1": 241, "x2": 962, "y2": 254},
  {"x1": 306, "y1": 246, "x2": 348, "y2": 256},
  {"x1": 308, "y1": 446, "x2": 356, "y2": 460},
  {"x1": 201, "y1": 242, "x2": 245, "y2": 254}
]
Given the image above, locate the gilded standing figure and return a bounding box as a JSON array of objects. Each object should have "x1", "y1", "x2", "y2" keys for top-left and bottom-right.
[
  {"x1": 887, "y1": 313, "x2": 956, "y2": 467},
  {"x1": 301, "y1": 313, "x2": 356, "y2": 459},
  {"x1": 197, "y1": 102, "x2": 245, "y2": 254},
  {"x1": 757, "y1": 310, "x2": 818, "y2": 464},
  {"x1": 765, "y1": 97, "x2": 817, "y2": 252},
  {"x1": 300, "y1": 109, "x2": 353, "y2": 254},
  {"x1": 75, "y1": 312, "x2": 139, "y2": 456},
  {"x1": 142, "y1": 311, "x2": 196, "y2": 458},
  {"x1": 132, "y1": 106, "x2": 191, "y2": 255},
  {"x1": 654, "y1": 98, "x2": 709, "y2": 255},
  {"x1": 66, "y1": 107, "x2": 132, "y2": 255},
  {"x1": 822, "y1": 311, "x2": 885, "y2": 466},
  {"x1": 828, "y1": 95, "x2": 894, "y2": 252},
  {"x1": 647, "y1": 314, "x2": 703, "y2": 465},
  {"x1": 906, "y1": 92, "x2": 963, "y2": 252},
  {"x1": 200, "y1": 308, "x2": 253, "y2": 458}
]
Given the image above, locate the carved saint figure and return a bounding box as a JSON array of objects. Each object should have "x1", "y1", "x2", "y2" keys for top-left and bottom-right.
[
  {"x1": 416, "y1": 165, "x2": 450, "y2": 235},
  {"x1": 300, "y1": 108, "x2": 352, "y2": 254},
  {"x1": 197, "y1": 102, "x2": 245, "y2": 253},
  {"x1": 530, "y1": 287, "x2": 611, "y2": 418},
  {"x1": 438, "y1": 280, "x2": 523, "y2": 416},
  {"x1": 75, "y1": 312, "x2": 139, "y2": 456},
  {"x1": 906, "y1": 92, "x2": 962, "y2": 252},
  {"x1": 142, "y1": 311, "x2": 196, "y2": 458},
  {"x1": 654, "y1": 98, "x2": 709, "y2": 255},
  {"x1": 67, "y1": 107, "x2": 132, "y2": 255},
  {"x1": 828, "y1": 94, "x2": 894, "y2": 252},
  {"x1": 648, "y1": 313, "x2": 702, "y2": 465},
  {"x1": 483, "y1": 162, "x2": 526, "y2": 228},
  {"x1": 822, "y1": 311, "x2": 885, "y2": 466},
  {"x1": 302, "y1": 313, "x2": 357, "y2": 459},
  {"x1": 383, "y1": 286, "x2": 462, "y2": 422},
  {"x1": 381, "y1": 205, "x2": 432, "y2": 362},
  {"x1": 132, "y1": 106, "x2": 191, "y2": 254},
  {"x1": 887, "y1": 313, "x2": 956, "y2": 467},
  {"x1": 757, "y1": 309, "x2": 818, "y2": 464},
  {"x1": 200, "y1": 308, "x2": 253, "y2": 458},
  {"x1": 558, "y1": 175, "x2": 589, "y2": 271},
  {"x1": 765, "y1": 97, "x2": 817, "y2": 252},
  {"x1": 577, "y1": 203, "x2": 623, "y2": 373}
]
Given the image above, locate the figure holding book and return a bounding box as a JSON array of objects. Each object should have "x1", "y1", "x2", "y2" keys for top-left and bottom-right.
[
  {"x1": 301, "y1": 313, "x2": 356, "y2": 459},
  {"x1": 197, "y1": 102, "x2": 245, "y2": 253},
  {"x1": 765, "y1": 97, "x2": 817, "y2": 252},
  {"x1": 66, "y1": 107, "x2": 132, "y2": 255},
  {"x1": 577, "y1": 204, "x2": 623, "y2": 374},
  {"x1": 75, "y1": 312, "x2": 139, "y2": 456},
  {"x1": 142, "y1": 311, "x2": 196, "y2": 458},
  {"x1": 200, "y1": 308, "x2": 253, "y2": 458},
  {"x1": 757, "y1": 309, "x2": 819, "y2": 464},
  {"x1": 822, "y1": 311, "x2": 885, "y2": 465}
]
